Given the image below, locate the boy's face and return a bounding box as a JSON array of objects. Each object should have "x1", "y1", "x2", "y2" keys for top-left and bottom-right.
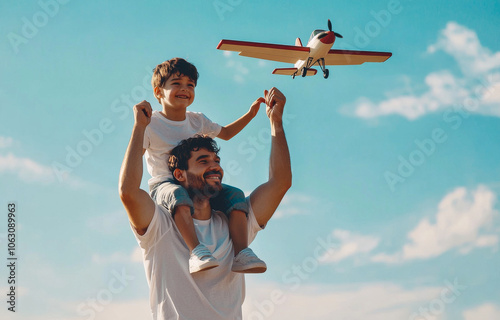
[{"x1": 156, "y1": 73, "x2": 195, "y2": 110}]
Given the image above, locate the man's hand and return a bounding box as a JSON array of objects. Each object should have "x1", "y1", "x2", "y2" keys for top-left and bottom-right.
[
  {"x1": 134, "y1": 100, "x2": 152, "y2": 128},
  {"x1": 120, "y1": 100, "x2": 155, "y2": 235},
  {"x1": 250, "y1": 87, "x2": 291, "y2": 227},
  {"x1": 264, "y1": 87, "x2": 286, "y2": 124}
]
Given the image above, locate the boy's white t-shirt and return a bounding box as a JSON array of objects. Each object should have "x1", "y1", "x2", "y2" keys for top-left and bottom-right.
[
  {"x1": 143, "y1": 110, "x2": 222, "y2": 186},
  {"x1": 131, "y1": 198, "x2": 263, "y2": 320}
]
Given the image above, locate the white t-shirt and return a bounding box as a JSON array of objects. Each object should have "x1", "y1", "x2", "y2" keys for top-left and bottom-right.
[
  {"x1": 143, "y1": 110, "x2": 222, "y2": 186},
  {"x1": 131, "y1": 198, "x2": 263, "y2": 320}
]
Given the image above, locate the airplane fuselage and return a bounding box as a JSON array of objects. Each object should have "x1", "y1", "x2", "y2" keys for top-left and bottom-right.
[{"x1": 294, "y1": 30, "x2": 336, "y2": 73}]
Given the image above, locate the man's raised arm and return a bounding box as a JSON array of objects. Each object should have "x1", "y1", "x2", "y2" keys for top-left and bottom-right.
[
  {"x1": 250, "y1": 87, "x2": 292, "y2": 227},
  {"x1": 119, "y1": 101, "x2": 155, "y2": 235}
]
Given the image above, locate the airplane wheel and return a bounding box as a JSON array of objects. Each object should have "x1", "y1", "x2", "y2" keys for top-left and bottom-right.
[
  {"x1": 323, "y1": 69, "x2": 329, "y2": 79},
  {"x1": 301, "y1": 68, "x2": 307, "y2": 77}
]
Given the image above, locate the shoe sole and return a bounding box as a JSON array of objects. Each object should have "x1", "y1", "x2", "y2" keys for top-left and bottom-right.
[
  {"x1": 232, "y1": 264, "x2": 267, "y2": 274},
  {"x1": 190, "y1": 260, "x2": 219, "y2": 273}
]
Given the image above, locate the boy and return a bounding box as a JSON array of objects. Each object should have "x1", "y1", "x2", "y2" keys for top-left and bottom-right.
[{"x1": 140, "y1": 57, "x2": 266, "y2": 274}]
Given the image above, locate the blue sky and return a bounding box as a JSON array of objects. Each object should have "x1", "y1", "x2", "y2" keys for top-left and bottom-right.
[{"x1": 1, "y1": 0, "x2": 500, "y2": 319}]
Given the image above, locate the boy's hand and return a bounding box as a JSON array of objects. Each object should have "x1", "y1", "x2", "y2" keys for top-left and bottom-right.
[
  {"x1": 249, "y1": 97, "x2": 265, "y2": 118},
  {"x1": 133, "y1": 100, "x2": 152, "y2": 128},
  {"x1": 264, "y1": 87, "x2": 286, "y2": 124}
]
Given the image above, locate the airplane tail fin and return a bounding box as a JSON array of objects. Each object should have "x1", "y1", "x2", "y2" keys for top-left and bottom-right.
[
  {"x1": 272, "y1": 68, "x2": 317, "y2": 76},
  {"x1": 273, "y1": 68, "x2": 298, "y2": 75},
  {"x1": 295, "y1": 37, "x2": 303, "y2": 47}
]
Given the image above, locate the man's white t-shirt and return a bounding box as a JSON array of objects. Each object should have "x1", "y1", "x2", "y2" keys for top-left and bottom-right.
[
  {"x1": 131, "y1": 198, "x2": 263, "y2": 320},
  {"x1": 143, "y1": 110, "x2": 222, "y2": 186}
]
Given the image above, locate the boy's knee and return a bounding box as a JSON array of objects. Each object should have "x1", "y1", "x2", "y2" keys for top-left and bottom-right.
[
  {"x1": 233, "y1": 188, "x2": 245, "y2": 199},
  {"x1": 223, "y1": 184, "x2": 245, "y2": 200}
]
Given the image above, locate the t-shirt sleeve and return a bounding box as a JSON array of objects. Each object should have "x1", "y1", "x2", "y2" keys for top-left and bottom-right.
[
  {"x1": 130, "y1": 204, "x2": 173, "y2": 250},
  {"x1": 247, "y1": 197, "x2": 264, "y2": 245},
  {"x1": 198, "y1": 113, "x2": 222, "y2": 138}
]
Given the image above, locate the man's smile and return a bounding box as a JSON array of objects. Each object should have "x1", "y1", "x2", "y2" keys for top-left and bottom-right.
[{"x1": 204, "y1": 171, "x2": 222, "y2": 181}]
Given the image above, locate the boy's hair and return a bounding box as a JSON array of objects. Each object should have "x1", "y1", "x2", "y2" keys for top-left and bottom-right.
[
  {"x1": 152, "y1": 58, "x2": 199, "y2": 102},
  {"x1": 168, "y1": 135, "x2": 220, "y2": 178}
]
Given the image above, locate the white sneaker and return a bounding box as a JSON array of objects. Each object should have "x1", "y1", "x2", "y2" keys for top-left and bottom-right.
[
  {"x1": 189, "y1": 244, "x2": 219, "y2": 273},
  {"x1": 231, "y1": 248, "x2": 267, "y2": 273}
]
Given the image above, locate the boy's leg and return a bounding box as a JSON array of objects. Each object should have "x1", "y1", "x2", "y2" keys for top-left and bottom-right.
[
  {"x1": 174, "y1": 205, "x2": 200, "y2": 251},
  {"x1": 151, "y1": 180, "x2": 218, "y2": 273},
  {"x1": 151, "y1": 180, "x2": 199, "y2": 249},
  {"x1": 213, "y1": 185, "x2": 267, "y2": 273},
  {"x1": 229, "y1": 209, "x2": 266, "y2": 273},
  {"x1": 229, "y1": 210, "x2": 248, "y2": 255},
  {"x1": 211, "y1": 184, "x2": 250, "y2": 255}
]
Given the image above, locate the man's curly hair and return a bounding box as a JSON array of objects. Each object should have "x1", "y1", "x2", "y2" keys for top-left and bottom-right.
[{"x1": 168, "y1": 135, "x2": 220, "y2": 180}]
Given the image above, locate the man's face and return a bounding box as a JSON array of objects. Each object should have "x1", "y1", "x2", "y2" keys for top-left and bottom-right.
[
  {"x1": 157, "y1": 73, "x2": 195, "y2": 110},
  {"x1": 183, "y1": 148, "x2": 223, "y2": 198}
]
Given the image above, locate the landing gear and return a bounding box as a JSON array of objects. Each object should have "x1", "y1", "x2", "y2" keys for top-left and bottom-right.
[
  {"x1": 318, "y1": 58, "x2": 329, "y2": 79},
  {"x1": 301, "y1": 68, "x2": 307, "y2": 77},
  {"x1": 323, "y1": 69, "x2": 329, "y2": 79},
  {"x1": 300, "y1": 57, "x2": 314, "y2": 77}
]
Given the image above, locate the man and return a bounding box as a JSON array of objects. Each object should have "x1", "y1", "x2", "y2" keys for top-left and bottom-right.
[{"x1": 119, "y1": 87, "x2": 291, "y2": 320}]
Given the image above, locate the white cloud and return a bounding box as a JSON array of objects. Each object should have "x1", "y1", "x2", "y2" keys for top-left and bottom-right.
[
  {"x1": 345, "y1": 22, "x2": 500, "y2": 120},
  {"x1": 403, "y1": 185, "x2": 498, "y2": 260},
  {"x1": 86, "y1": 211, "x2": 128, "y2": 235},
  {"x1": 81, "y1": 299, "x2": 151, "y2": 320},
  {"x1": 0, "y1": 152, "x2": 108, "y2": 191},
  {"x1": 273, "y1": 192, "x2": 313, "y2": 218},
  {"x1": 8, "y1": 252, "x2": 148, "y2": 320},
  {"x1": 0, "y1": 152, "x2": 55, "y2": 184},
  {"x1": 91, "y1": 248, "x2": 142, "y2": 265},
  {"x1": 2, "y1": 299, "x2": 151, "y2": 320},
  {"x1": 319, "y1": 185, "x2": 498, "y2": 265},
  {"x1": 428, "y1": 22, "x2": 500, "y2": 76},
  {"x1": 351, "y1": 71, "x2": 469, "y2": 120},
  {"x1": 243, "y1": 279, "x2": 442, "y2": 320},
  {"x1": 370, "y1": 252, "x2": 402, "y2": 264},
  {"x1": 373, "y1": 185, "x2": 498, "y2": 264},
  {"x1": 0, "y1": 136, "x2": 13, "y2": 148},
  {"x1": 223, "y1": 53, "x2": 249, "y2": 83},
  {"x1": 463, "y1": 303, "x2": 500, "y2": 320},
  {"x1": 480, "y1": 72, "x2": 500, "y2": 105},
  {"x1": 318, "y1": 229, "x2": 379, "y2": 263},
  {"x1": 132, "y1": 246, "x2": 143, "y2": 263}
]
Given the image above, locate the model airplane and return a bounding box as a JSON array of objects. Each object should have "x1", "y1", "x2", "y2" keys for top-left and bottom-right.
[{"x1": 217, "y1": 20, "x2": 392, "y2": 79}]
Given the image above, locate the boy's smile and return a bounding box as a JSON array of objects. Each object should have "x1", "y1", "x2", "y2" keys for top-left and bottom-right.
[{"x1": 156, "y1": 73, "x2": 195, "y2": 117}]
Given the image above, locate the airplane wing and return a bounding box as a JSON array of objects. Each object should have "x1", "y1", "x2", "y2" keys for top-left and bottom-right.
[
  {"x1": 217, "y1": 39, "x2": 310, "y2": 64},
  {"x1": 324, "y1": 49, "x2": 392, "y2": 65}
]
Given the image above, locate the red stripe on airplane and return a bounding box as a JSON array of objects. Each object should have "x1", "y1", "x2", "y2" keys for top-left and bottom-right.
[
  {"x1": 217, "y1": 39, "x2": 310, "y2": 52},
  {"x1": 328, "y1": 49, "x2": 392, "y2": 57}
]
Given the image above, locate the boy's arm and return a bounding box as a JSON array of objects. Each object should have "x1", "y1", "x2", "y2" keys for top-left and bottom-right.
[
  {"x1": 217, "y1": 97, "x2": 265, "y2": 141},
  {"x1": 249, "y1": 88, "x2": 292, "y2": 227},
  {"x1": 119, "y1": 100, "x2": 156, "y2": 235}
]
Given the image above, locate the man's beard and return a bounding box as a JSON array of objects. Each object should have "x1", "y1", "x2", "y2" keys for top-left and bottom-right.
[{"x1": 185, "y1": 172, "x2": 222, "y2": 199}]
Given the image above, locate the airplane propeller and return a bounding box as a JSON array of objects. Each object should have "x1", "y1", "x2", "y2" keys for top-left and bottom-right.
[{"x1": 328, "y1": 19, "x2": 343, "y2": 38}]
